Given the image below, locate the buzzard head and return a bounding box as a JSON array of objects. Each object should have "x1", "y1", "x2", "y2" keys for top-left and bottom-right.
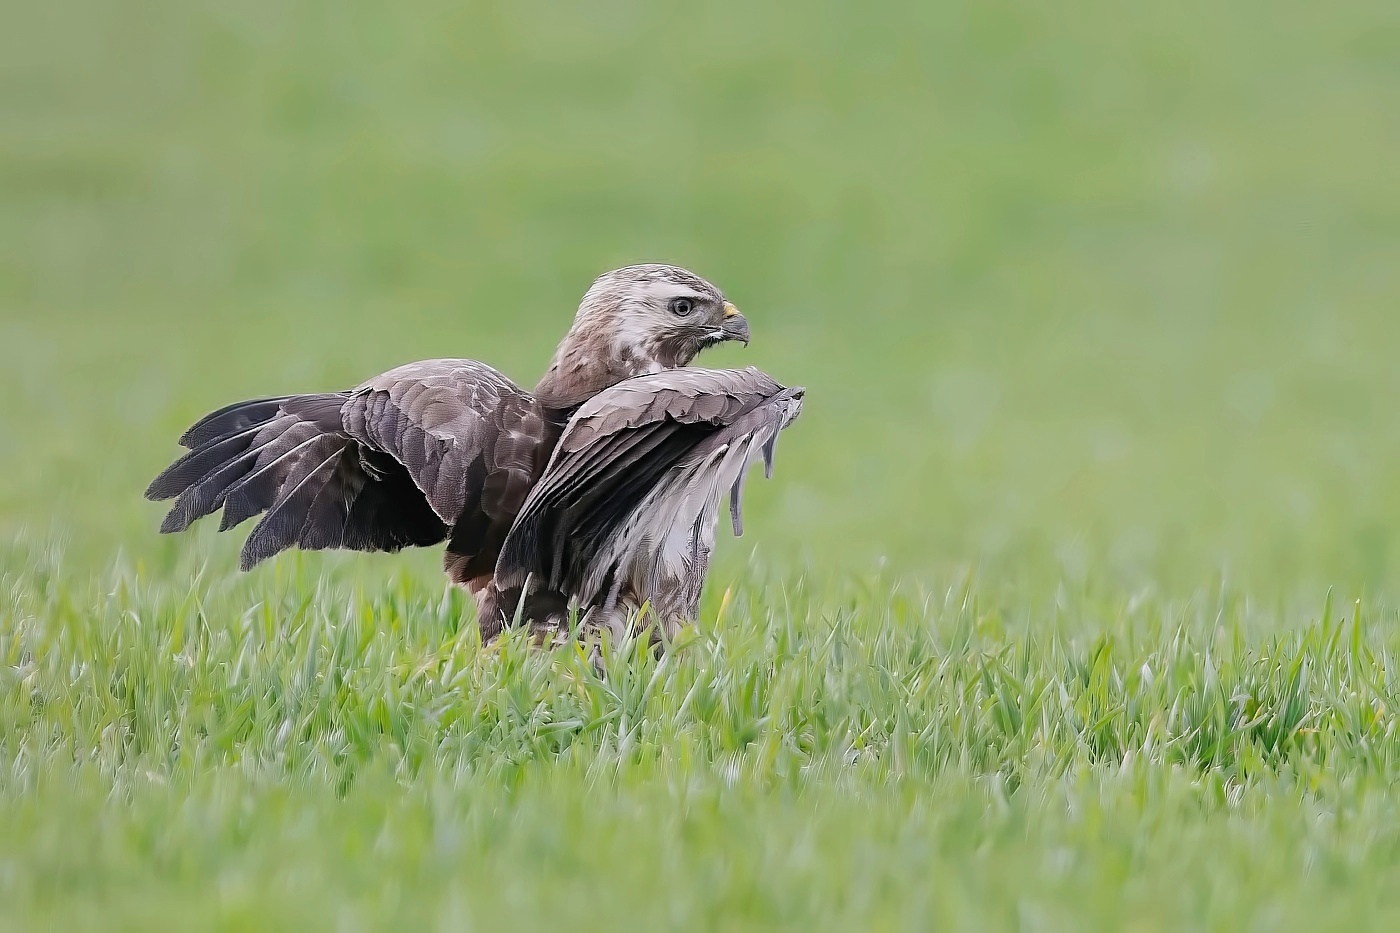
[
  {"x1": 535, "y1": 264, "x2": 752, "y2": 408},
  {"x1": 581, "y1": 263, "x2": 750, "y2": 368}
]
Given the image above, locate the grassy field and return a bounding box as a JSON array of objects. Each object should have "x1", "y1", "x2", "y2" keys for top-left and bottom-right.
[{"x1": 4, "y1": 0, "x2": 1400, "y2": 928}]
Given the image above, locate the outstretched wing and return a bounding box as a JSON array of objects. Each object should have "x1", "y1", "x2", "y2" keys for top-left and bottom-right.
[
  {"x1": 145, "y1": 359, "x2": 558, "y2": 576},
  {"x1": 345, "y1": 360, "x2": 561, "y2": 584},
  {"x1": 493, "y1": 366, "x2": 803, "y2": 622}
]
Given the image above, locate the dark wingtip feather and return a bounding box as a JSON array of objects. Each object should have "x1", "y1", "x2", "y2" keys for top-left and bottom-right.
[
  {"x1": 146, "y1": 462, "x2": 189, "y2": 502},
  {"x1": 215, "y1": 431, "x2": 322, "y2": 532},
  {"x1": 239, "y1": 520, "x2": 290, "y2": 569},
  {"x1": 237, "y1": 448, "x2": 343, "y2": 570},
  {"x1": 145, "y1": 428, "x2": 265, "y2": 501},
  {"x1": 179, "y1": 396, "x2": 291, "y2": 448},
  {"x1": 158, "y1": 487, "x2": 217, "y2": 535},
  {"x1": 159, "y1": 506, "x2": 192, "y2": 535},
  {"x1": 218, "y1": 497, "x2": 253, "y2": 533},
  {"x1": 238, "y1": 544, "x2": 264, "y2": 573}
]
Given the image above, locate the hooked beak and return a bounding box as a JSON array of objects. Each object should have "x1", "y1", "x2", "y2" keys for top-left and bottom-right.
[{"x1": 720, "y1": 302, "x2": 750, "y2": 346}]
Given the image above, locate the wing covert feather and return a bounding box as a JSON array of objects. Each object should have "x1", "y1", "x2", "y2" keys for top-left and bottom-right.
[
  {"x1": 340, "y1": 359, "x2": 560, "y2": 583},
  {"x1": 493, "y1": 366, "x2": 803, "y2": 624}
]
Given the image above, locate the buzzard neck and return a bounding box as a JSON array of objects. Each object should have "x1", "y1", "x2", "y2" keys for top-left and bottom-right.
[{"x1": 532, "y1": 350, "x2": 658, "y2": 411}]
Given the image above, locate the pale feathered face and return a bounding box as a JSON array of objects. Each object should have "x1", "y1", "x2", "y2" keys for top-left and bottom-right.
[
  {"x1": 576, "y1": 264, "x2": 751, "y2": 370},
  {"x1": 534, "y1": 263, "x2": 753, "y2": 408}
]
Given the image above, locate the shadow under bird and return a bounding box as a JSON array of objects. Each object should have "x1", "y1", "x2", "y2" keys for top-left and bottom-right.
[{"x1": 145, "y1": 264, "x2": 804, "y2": 643}]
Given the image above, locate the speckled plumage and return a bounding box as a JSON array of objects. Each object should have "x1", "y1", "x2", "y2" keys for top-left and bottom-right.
[{"x1": 145, "y1": 264, "x2": 799, "y2": 642}]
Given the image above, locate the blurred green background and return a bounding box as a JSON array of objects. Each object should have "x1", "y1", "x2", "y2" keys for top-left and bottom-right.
[
  {"x1": 2, "y1": 0, "x2": 1398, "y2": 592},
  {"x1": 6, "y1": 2, "x2": 1400, "y2": 928}
]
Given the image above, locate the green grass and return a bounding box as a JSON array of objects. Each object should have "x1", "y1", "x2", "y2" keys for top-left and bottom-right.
[{"x1": 4, "y1": 0, "x2": 1400, "y2": 928}]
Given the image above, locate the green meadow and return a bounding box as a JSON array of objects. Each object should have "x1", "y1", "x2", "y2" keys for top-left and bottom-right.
[{"x1": 3, "y1": 0, "x2": 1400, "y2": 928}]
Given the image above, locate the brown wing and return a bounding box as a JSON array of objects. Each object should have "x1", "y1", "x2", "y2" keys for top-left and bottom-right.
[
  {"x1": 343, "y1": 360, "x2": 561, "y2": 585},
  {"x1": 491, "y1": 366, "x2": 803, "y2": 623},
  {"x1": 145, "y1": 359, "x2": 559, "y2": 576}
]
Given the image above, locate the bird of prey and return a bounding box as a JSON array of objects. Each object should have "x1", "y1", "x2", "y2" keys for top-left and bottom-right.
[{"x1": 145, "y1": 264, "x2": 804, "y2": 643}]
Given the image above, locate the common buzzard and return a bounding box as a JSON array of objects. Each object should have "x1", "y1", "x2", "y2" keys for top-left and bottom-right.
[{"x1": 145, "y1": 264, "x2": 804, "y2": 643}]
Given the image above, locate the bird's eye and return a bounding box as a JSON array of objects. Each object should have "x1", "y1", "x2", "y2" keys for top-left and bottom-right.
[{"x1": 669, "y1": 297, "x2": 695, "y2": 317}]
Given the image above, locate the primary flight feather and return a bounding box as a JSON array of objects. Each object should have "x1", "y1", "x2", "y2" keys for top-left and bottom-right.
[{"x1": 145, "y1": 264, "x2": 804, "y2": 642}]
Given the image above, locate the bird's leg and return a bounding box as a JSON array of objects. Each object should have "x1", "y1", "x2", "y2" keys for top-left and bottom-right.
[
  {"x1": 470, "y1": 577, "x2": 509, "y2": 642},
  {"x1": 474, "y1": 576, "x2": 572, "y2": 644},
  {"x1": 592, "y1": 594, "x2": 677, "y2": 660},
  {"x1": 520, "y1": 589, "x2": 571, "y2": 646}
]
